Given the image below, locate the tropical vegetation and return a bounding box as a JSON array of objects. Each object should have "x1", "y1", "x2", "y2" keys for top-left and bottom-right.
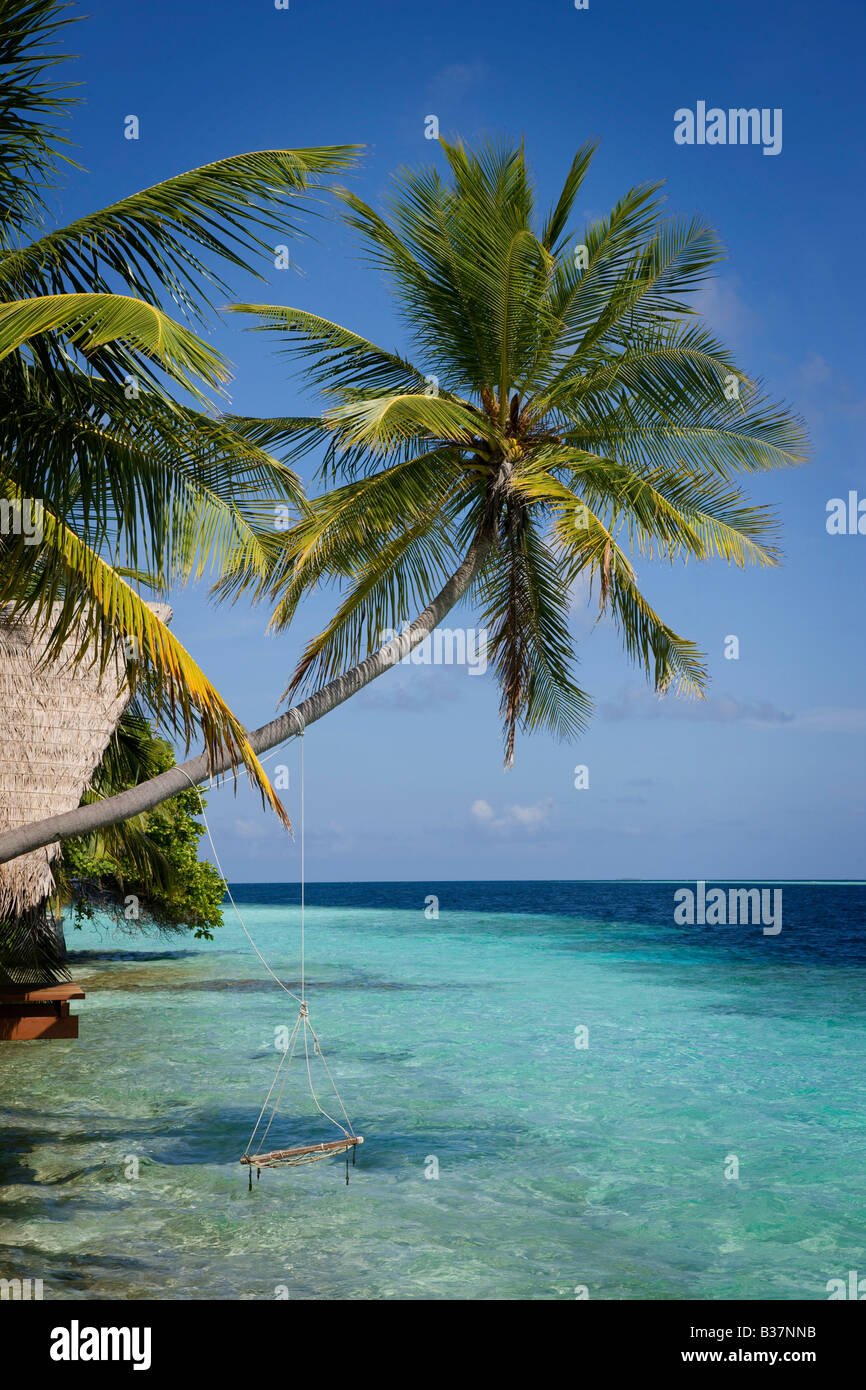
[
  {"x1": 60, "y1": 712, "x2": 226, "y2": 940},
  {"x1": 0, "y1": 0, "x2": 354, "y2": 965},
  {"x1": 0, "y1": 14, "x2": 807, "y2": 898},
  {"x1": 0, "y1": 0, "x2": 354, "y2": 814},
  {"x1": 225, "y1": 136, "x2": 808, "y2": 766}
]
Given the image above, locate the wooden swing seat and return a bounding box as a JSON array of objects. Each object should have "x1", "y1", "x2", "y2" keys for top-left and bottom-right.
[{"x1": 241, "y1": 1135, "x2": 363, "y2": 1169}]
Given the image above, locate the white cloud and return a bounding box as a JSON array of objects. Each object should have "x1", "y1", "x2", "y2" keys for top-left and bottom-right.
[
  {"x1": 798, "y1": 353, "x2": 832, "y2": 388},
  {"x1": 691, "y1": 276, "x2": 755, "y2": 349},
  {"x1": 601, "y1": 686, "x2": 794, "y2": 725},
  {"x1": 232, "y1": 817, "x2": 267, "y2": 840},
  {"x1": 470, "y1": 798, "x2": 552, "y2": 832},
  {"x1": 600, "y1": 686, "x2": 866, "y2": 734},
  {"x1": 510, "y1": 802, "x2": 550, "y2": 827},
  {"x1": 427, "y1": 60, "x2": 486, "y2": 103}
]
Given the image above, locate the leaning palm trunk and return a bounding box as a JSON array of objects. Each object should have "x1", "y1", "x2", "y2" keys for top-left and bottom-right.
[
  {"x1": 0, "y1": 539, "x2": 488, "y2": 869},
  {"x1": 0, "y1": 604, "x2": 170, "y2": 981}
]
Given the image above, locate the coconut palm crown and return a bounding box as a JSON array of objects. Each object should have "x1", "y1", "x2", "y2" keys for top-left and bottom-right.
[{"x1": 230, "y1": 137, "x2": 807, "y2": 764}]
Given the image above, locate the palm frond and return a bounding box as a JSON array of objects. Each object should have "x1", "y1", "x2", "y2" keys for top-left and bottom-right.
[
  {"x1": 0, "y1": 0, "x2": 79, "y2": 240},
  {"x1": 240, "y1": 137, "x2": 806, "y2": 764},
  {"x1": 230, "y1": 303, "x2": 433, "y2": 397},
  {"x1": 0, "y1": 366, "x2": 305, "y2": 585},
  {"x1": 323, "y1": 390, "x2": 495, "y2": 458},
  {"x1": 540, "y1": 140, "x2": 598, "y2": 254},
  {"x1": 0, "y1": 146, "x2": 361, "y2": 317},
  {"x1": 0, "y1": 498, "x2": 290, "y2": 827},
  {"x1": 549, "y1": 495, "x2": 708, "y2": 695},
  {"x1": 0, "y1": 292, "x2": 231, "y2": 403},
  {"x1": 474, "y1": 513, "x2": 592, "y2": 766},
  {"x1": 232, "y1": 448, "x2": 469, "y2": 627}
]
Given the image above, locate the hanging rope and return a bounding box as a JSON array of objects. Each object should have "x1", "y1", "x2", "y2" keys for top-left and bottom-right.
[
  {"x1": 176, "y1": 730, "x2": 362, "y2": 1179},
  {"x1": 176, "y1": 765, "x2": 302, "y2": 1008},
  {"x1": 300, "y1": 721, "x2": 305, "y2": 1005}
]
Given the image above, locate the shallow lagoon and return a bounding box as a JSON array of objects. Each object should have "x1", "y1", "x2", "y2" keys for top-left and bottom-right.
[{"x1": 1, "y1": 881, "x2": 863, "y2": 1300}]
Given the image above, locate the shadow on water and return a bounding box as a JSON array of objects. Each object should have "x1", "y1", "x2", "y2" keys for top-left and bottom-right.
[
  {"x1": 1, "y1": 1104, "x2": 262, "y2": 1170},
  {"x1": 596, "y1": 954, "x2": 866, "y2": 1019},
  {"x1": 66, "y1": 948, "x2": 210, "y2": 964},
  {"x1": 0, "y1": 1244, "x2": 160, "y2": 1296},
  {"x1": 0, "y1": 1114, "x2": 505, "y2": 1296},
  {"x1": 101, "y1": 976, "x2": 481, "y2": 994},
  {"x1": 1, "y1": 1098, "x2": 505, "y2": 1190}
]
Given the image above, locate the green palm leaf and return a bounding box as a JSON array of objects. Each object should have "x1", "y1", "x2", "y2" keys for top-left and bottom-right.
[
  {"x1": 0, "y1": 147, "x2": 359, "y2": 315},
  {"x1": 0, "y1": 292, "x2": 231, "y2": 401},
  {"x1": 0, "y1": 491, "x2": 290, "y2": 825},
  {"x1": 0, "y1": 2, "x2": 362, "y2": 824}
]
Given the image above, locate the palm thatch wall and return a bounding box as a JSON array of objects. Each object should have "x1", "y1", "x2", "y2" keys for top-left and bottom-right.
[{"x1": 0, "y1": 603, "x2": 171, "y2": 982}]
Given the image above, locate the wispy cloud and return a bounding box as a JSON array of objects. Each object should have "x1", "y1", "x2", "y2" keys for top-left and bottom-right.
[
  {"x1": 232, "y1": 817, "x2": 268, "y2": 841},
  {"x1": 600, "y1": 687, "x2": 794, "y2": 725},
  {"x1": 690, "y1": 276, "x2": 755, "y2": 350},
  {"x1": 798, "y1": 352, "x2": 832, "y2": 388},
  {"x1": 356, "y1": 669, "x2": 461, "y2": 711},
  {"x1": 600, "y1": 687, "x2": 866, "y2": 733},
  {"x1": 427, "y1": 60, "x2": 486, "y2": 105},
  {"x1": 470, "y1": 797, "x2": 553, "y2": 831},
  {"x1": 794, "y1": 706, "x2": 866, "y2": 733},
  {"x1": 790, "y1": 351, "x2": 866, "y2": 426}
]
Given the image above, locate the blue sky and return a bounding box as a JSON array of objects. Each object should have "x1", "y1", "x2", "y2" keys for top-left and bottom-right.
[{"x1": 58, "y1": 0, "x2": 865, "y2": 880}]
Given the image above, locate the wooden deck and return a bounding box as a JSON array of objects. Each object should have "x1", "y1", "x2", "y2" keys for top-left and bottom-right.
[{"x1": 0, "y1": 982, "x2": 85, "y2": 1040}]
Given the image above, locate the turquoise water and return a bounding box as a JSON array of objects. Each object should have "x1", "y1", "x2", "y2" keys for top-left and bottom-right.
[{"x1": 1, "y1": 881, "x2": 864, "y2": 1300}]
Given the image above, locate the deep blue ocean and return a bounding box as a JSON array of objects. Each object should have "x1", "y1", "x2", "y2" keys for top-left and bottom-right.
[{"x1": 1, "y1": 881, "x2": 864, "y2": 1300}]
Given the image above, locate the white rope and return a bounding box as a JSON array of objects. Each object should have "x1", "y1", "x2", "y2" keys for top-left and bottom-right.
[
  {"x1": 305, "y1": 1016, "x2": 355, "y2": 1137},
  {"x1": 199, "y1": 729, "x2": 299, "y2": 795},
  {"x1": 300, "y1": 725, "x2": 305, "y2": 1004},
  {"x1": 254, "y1": 1013, "x2": 303, "y2": 1156},
  {"x1": 176, "y1": 766, "x2": 302, "y2": 1006},
  {"x1": 176, "y1": 733, "x2": 359, "y2": 1156},
  {"x1": 244, "y1": 1013, "x2": 301, "y2": 1157}
]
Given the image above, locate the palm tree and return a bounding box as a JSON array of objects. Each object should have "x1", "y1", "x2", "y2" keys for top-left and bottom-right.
[
  {"x1": 0, "y1": 0, "x2": 357, "y2": 975},
  {"x1": 0, "y1": 135, "x2": 808, "y2": 864},
  {"x1": 0, "y1": 0, "x2": 356, "y2": 810}
]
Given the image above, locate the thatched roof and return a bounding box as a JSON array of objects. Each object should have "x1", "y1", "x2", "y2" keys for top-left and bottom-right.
[{"x1": 0, "y1": 604, "x2": 172, "y2": 922}]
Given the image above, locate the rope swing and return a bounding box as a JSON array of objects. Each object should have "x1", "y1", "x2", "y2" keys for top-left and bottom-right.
[{"x1": 179, "y1": 729, "x2": 363, "y2": 1187}]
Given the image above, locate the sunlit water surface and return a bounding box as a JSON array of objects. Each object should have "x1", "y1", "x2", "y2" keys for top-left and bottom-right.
[{"x1": 1, "y1": 881, "x2": 864, "y2": 1300}]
